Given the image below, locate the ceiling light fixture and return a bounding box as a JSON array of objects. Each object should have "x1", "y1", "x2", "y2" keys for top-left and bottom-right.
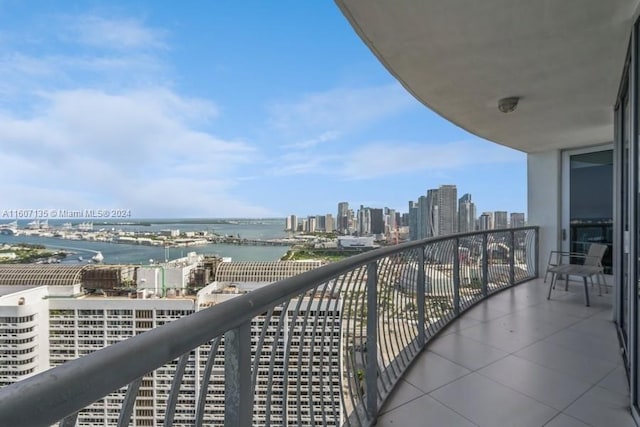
[{"x1": 498, "y1": 96, "x2": 520, "y2": 113}]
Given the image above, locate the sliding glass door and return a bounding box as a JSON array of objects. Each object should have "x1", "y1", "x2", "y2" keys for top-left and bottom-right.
[
  {"x1": 616, "y1": 20, "x2": 640, "y2": 417},
  {"x1": 562, "y1": 149, "x2": 613, "y2": 273}
]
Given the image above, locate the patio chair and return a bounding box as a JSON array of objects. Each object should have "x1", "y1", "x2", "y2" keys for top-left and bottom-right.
[
  {"x1": 544, "y1": 249, "x2": 584, "y2": 283},
  {"x1": 546, "y1": 243, "x2": 608, "y2": 307}
]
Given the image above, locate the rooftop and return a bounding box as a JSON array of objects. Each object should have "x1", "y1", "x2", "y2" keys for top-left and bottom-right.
[
  {"x1": 0, "y1": 285, "x2": 39, "y2": 297},
  {"x1": 0, "y1": 265, "x2": 89, "y2": 287}
]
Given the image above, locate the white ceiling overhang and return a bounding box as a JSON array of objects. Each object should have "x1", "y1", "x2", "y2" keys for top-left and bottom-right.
[{"x1": 336, "y1": 0, "x2": 638, "y2": 153}]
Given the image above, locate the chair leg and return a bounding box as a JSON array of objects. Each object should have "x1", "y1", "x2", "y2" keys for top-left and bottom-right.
[
  {"x1": 594, "y1": 274, "x2": 603, "y2": 297},
  {"x1": 565, "y1": 275, "x2": 570, "y2": 291},
  {"x1": 548, "y1": 273, "x2": 557, "y2": 300},
  {"x1": 599, "y1": 273, "x2": 608, "y2": 294},
  {"x1": 589, "y1": 276, "x2": 600, "y2": 297},
  {"x1": 583, "y1": 277, "x2": 590, "y2": 307}
]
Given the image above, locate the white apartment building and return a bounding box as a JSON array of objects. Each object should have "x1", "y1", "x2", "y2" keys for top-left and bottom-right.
[
  {"x1": 197, "y1": 282, "x2": 342, "y2": 426},
  {"x1": 0, "y1": 285, "x2": 50, "y2": 388},
  {"x1": 0, "y1": 260, "x2": 341, "y2": 426}
]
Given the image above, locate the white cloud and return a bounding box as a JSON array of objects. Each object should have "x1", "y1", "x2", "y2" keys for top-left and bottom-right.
[
  {"x1": 267, "y1": 139, "x2": 522, "y2": 179},
  {"x1": 0, "y1": 12, "x2": 278, "y2": 218},
  {"x1": 339, "y1": 141, "x2": 523, "y2": 180},
  {"x1": 70, "y1": 16, "x2": 166, "y2": 50},
  {"x1": 0, "y1": 88, "x2": 269, "y2": 217},
  {"x1": 269, "y1": 83, "x2": 415, "y2": 139},
  {"x1": 268, "y1": 151, "x2": 340, "y2": 176},
  {"x1": 281, "y1": 130, "x2": 341, "y2": 149},
  {"x1": 0, "y1": 21, "x2": 169, "y2": 101},
  {"x1": 0, "y1": 53, "x2": 56, "y2": 77}
]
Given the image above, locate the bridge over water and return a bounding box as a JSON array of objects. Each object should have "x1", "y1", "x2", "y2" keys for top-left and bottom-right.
[{"x1": 212, "y1": 237, "x2": 293, "y2": 247}]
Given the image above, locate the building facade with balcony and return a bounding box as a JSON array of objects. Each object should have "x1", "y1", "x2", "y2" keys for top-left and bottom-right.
[
  {"x1": 0, "y1": 260, "x2": 338, "y2": 426},
  {"x1": 336, "y1": 0, "x2": 640, "y2": 422}
]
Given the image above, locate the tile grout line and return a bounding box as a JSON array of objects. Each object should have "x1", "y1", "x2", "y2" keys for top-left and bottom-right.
[{"x1": 381, "y1": 280, "x2": 623, "y2": 426}]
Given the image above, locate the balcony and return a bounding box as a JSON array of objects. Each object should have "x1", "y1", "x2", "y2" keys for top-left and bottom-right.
[
  {"x1": 0, "y1": 227, "x2": 633, "y2": 426},
  {"x1": 378, "y1": 278, "x2": 632, "y2": 427}
]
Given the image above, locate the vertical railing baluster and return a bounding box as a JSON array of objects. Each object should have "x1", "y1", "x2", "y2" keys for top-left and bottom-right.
[
  {"x1": 365, "y1": 261, "x2": 378, "y2": 422},
  {"x1": 117, "y1": 377, "x2": 142, "y2": 427},
  {"x1": 509, "y1": 230, "x2": 516, "y2": 285},
  {"x1": 195, "y1": 338, "x2": 221, "y2": 427},
  {"x1": 296, "y1": 286, "x2": 319, "y2": 426},
  {"x1": 265, "y1": 305, "x2": 288, "y2": 427},
  {"x1": 282, "y1": 296, "x2": 305, "y2": 427},
  {"x1": 533, "y1": 227, "x2": 540, "y2": 277},
  {"x1": 164, "y1": 352, "x2": 190, "y2": 427},
  {"x1": 482, "y1": 233, "x2": 489, "y2": 297},
  {"x1": 417, "y1": 247, "x2": 426, "y2": 349},
  {"x1": 224, "y1": 322, "x2": 252, "y2": 427},
  {"x1": 453, "y1": 238, "x2": 461, "y2": 315}
]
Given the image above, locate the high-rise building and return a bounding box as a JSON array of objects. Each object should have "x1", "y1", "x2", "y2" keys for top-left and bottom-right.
[
  {"x1": 325, "y1": 214, "x2": 335, "y2": 232},
  {"x1": 416, "y1": 195, "x2": 428, "y2": 239},
  {"x1": 401, "y1": 213, "x2": 409, "y2": 227},
  {"x1": 316, "y1": 215, "x2": 326, "y2": 232},
  {"x1": 286, "y1": 214, "x2": 298, "y2": 232},
  {"x1": 370, "y1": 208, "x2": 384, "y2": 235},
  {"x1": 408, "y1": 201, "x2": 418, "y2": 241},
  {"x1": 357, "y1": 205, "x2": 379, "y2": 236},
  {"x1": 384, "y1": 207, "x2": 396, "y2": 235},
  {"x1": 437, "y1": 185, "x2": 457, "y2": 235},
  {"x1": 410, "y1": 188, "x2": 440, "y2": 240},
  {"x1": 479, "y1": 212, "x2": 493, "y2": 230},
  {"x1": 426, "y1": 189, "x2": 439, "y2": 237},
  {"x1": 348, "y1": 209, "x2": 355, "y2": 233},
  {"x1": 337, "y1": 202, "x2": 350, "y2": 234},
  {"x1": 306, "y1": 216, "x2": 317, "y2": 233},
  {"x1": 458, "y1": 193, "x2": 476, "y2": 233},
  {"x1": 494, "y1": 211, "x2": 508, "y2": 229},
  {"x1": 510, "y1": 212, "x2": 525, "y2": 228}
]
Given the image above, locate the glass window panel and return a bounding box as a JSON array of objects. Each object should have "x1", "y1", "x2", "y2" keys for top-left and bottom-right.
[{"x1": 569, "y1": 150, "x2": 613, "y2": 273}]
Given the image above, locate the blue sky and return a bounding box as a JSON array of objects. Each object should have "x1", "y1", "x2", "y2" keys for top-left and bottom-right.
[{"x1": 0, "y1": 1, "x2": 526, "y2": 219}]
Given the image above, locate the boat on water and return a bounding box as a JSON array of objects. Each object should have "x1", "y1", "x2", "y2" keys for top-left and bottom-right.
[
  {"x1": 78, "y1": 222, "x2": 93, "y2": 232},
  {"x1": 91, "y1": 252, "x2": 104, "y2": 263},
  {"x1": 77, "y1": 256, "x2": 83, "y2": 262}
]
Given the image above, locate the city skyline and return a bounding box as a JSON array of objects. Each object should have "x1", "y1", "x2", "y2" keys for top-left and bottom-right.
[
  {"x1": 286, "y1": 186, "x2": 525, "y2": 238},
  {"x1": 0, "y1": 2, "x2": 526, "y2": 218}
]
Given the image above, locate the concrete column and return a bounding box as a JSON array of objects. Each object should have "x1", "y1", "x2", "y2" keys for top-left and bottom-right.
[{"x1": 527, "y1": 150, "x2": 562, "y2": 277}]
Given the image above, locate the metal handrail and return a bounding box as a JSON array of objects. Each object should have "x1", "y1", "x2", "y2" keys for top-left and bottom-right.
[{"x1": 0, "y1": 227, "x2": 538, "y2": 427}]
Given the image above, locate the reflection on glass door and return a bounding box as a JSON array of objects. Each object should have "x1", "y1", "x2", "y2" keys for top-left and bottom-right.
[
  {"x1": 621, "y1": 93, "x2": 630, "y2": 353},
  {"x1": 569, "y1": 150, "x2": 614, "y2": 274}
]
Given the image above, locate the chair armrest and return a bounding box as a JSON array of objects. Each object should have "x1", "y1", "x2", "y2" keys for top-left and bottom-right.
[
  {"x1": 551, "y1": 253, "x2": 604, "y2": 269},
  {"x1": 547, "y1": 251, "x2": 586, "y2": 265}
]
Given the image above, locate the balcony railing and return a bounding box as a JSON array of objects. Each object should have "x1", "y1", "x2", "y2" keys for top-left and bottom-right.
[{"x1": 0, "y1": 227, "x2": 538, "y2": 427}]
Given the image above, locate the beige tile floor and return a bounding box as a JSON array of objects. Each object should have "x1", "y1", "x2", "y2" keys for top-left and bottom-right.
[{"x1": 377, "y1": 279, "x2": 636, "y2": 427}]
